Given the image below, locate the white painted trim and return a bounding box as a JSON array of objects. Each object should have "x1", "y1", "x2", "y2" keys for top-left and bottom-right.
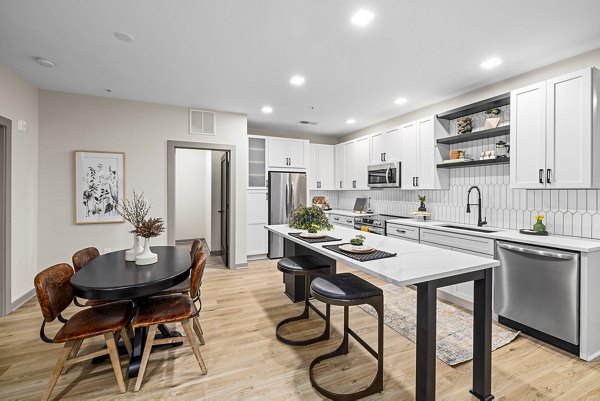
[{"x1": 10, "y1": 287, "x2": 34, "y2": 313}]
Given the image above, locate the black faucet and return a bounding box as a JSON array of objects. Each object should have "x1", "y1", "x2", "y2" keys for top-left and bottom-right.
[{"x1": 466, "y1": 185, "x2": 487, "y2": 227}]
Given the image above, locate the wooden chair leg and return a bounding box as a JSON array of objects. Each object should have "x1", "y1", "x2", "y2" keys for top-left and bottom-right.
[
  {"x1": 61, "y1": 339, "x2": 83, "y2": 375},
  {"x1": 120, "y1": 328, "x2": 133, "y2": 356},
  {"x1": 42, "y1": 341, "x2": 75, "y2": 401},
  {"x1": 104, "y1": 332, "x2": 127, "y2": 394},
  {"x1": 192, "y1": 317, "x2": 205, "y2": 345},
  {"x1": 134, "y1": 325, "x2": 157, "y2": 392},
  {"x1": 181, "y1": 320, "x2": 207, "y2": 375}
]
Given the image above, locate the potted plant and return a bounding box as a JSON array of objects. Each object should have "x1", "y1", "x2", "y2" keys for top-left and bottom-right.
[
  {"x1": 289, "y1": 204, "x2": 333, "y2": 236},
  {"x1": 533, "y1": 215, "x2": 546, "y2": 233},
  {"x1": 484, "y1": 108, "x2": 501, "y2": 128},
  {"x1": 132, "y1": 217, "x2": 165, "y2": 265},
  {"x1": 117, "y1": 190, "x2": 150, "y2": 261},
  {"x1": 418, "y1": 195, "x2": 427, "y2": 212},
  {"x1": 350, "y1": 234, "x2": 366, "y2": 246}
]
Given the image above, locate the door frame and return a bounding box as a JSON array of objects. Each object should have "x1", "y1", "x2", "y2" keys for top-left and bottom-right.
[
  {"x1": 167, "y1": 141, "x2": 240, "y2": 269},
  {"x1": 220, "y1": 152, "x2": 230, "y2": 267},
  {"x1": 0, "y1": 116, "x2": 12, "y2": 316}
]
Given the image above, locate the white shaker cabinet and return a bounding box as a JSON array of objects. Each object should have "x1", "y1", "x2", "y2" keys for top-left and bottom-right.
[
  {"x1": 340, "y1": 137, "x2": 370, "y2": 190},
  {"x1": 334, "y1": 143, "x2": 345, "y2": 189},
  {"x1": 511, "y1": 67, "x2": 600, "y2": 189},
  {"x1": 246, "y1": 189, "x2": 269, "y2": 257},
  {"x1": 370, "y1": 126, "x2": 402, "y2": 164},
  {"x1": 267, "y1": 137, "x2": 309, "y2": 169},
  {"x1": 309, "y1": 144, "x2": 335, "y2": 190}
]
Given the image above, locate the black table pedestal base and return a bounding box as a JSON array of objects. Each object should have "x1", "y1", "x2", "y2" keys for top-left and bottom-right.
[
  {"x1": 128, "y1": 324, "x2": 183, "y2": 378},
  {"x1": 469, "y1": 389, "x2": 495, "y2": 401}
]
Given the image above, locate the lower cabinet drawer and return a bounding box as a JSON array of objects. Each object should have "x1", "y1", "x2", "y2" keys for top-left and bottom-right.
[
  {"x1": 386, "y1": 223, "x2": 419, "y2": 241},
  {"x1": 420, "y1": 228, "x2": 495, "y2": 255},
  {"x1": 330, "y1": 214, "x2": 355, "y2": 227}
]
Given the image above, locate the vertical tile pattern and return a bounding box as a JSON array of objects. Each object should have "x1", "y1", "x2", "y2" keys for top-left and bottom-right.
[{"x1": 311, "y1": 164, "x2": 600, "y2": 239}]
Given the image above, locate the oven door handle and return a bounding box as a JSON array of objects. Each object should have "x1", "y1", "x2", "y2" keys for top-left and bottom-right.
[{"x1": 497, "y1": 242, "x2": 576, "y2": 260}]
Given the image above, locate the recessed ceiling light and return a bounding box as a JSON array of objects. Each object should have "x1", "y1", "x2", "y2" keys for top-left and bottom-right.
[
  {"x1": 290, "y1": 75, "x2": 305, "y2": 86},
  {"x1": 394, "y1": 97, "x2": 407, "y2": 105},
  {"x1": 351, "y1": 9, "x2": 374, "y2": 27},
  {"x1": 261, "y1": 106, "x2": 273, "y2": 114},
  {"x1": 114, "y1": 31, "x2": 135, "y2": 43},
  {"x1": 481, "y1": 57, "x2": 502, "y2": 69},
  {"x1": 346, "y1": 119, "x2": 356, "y2": 124},
  {"x1": 33, "y1": 57, "x2": 55, "y2": 67}
]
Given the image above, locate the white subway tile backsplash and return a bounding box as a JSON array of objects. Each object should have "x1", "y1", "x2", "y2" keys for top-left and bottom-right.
[{"x1": 311, "y1": 164, "x2": 600, "y2": 239}]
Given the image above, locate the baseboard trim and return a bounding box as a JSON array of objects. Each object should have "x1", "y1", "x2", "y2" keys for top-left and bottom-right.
[
  {"x1": 234, "y1": 262, "x2": 248, "y2": 269},
  {"x1": 247, "y1": 254, "x2": 267, "y2": 261},
  {"x1": 210, "y1": 250, "x2": 222, "y2": 256},
  {"x1": 10, "y1": 288, "x2": 35, "y2": 313}
]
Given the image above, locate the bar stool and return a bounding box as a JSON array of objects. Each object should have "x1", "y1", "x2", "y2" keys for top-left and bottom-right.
[
  {"x1": 276, "y1": 255, "x2": 331, "y2": 346},
  {"x1": 309, "y1": 273, "x2": 384, "y2": 400}
]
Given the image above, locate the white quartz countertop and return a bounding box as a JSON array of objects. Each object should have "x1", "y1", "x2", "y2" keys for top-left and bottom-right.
[
  {"x1": 326, "y1": 209, "x2": 375, "y2": 217},
  {"x1": 386, "y1": 218, "x2": 600, "y2": 253},
  {"x1": 265, "y1": 224, "x2": 498, "y2": 287}
]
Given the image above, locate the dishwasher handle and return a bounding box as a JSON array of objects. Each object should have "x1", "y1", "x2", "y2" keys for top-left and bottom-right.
[{"x1": 497, "y1": 242, "x2": 576, "y2": 260}]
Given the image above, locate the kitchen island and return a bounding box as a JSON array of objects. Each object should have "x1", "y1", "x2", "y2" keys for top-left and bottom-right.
[{"x1": 265, "y1": 224, "x2": 500, "y2": 401}]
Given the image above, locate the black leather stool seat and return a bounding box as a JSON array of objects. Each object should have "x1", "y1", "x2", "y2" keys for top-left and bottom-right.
[
  {"x1": 311, "y1": 273, "x2": 382, "y2": 301},
  {"x1": 277, "y1": 255, "x2": 329, "y2": 274}
]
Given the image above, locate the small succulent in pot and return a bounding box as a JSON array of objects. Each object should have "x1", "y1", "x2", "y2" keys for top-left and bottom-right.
[
  {"x1": 484, "y1": 108, "x2": 501, "y2": 116},
  {"x1": 418, "y1": 195, "x2": 427, "y2": 212},
  {"x1": 289, "y1": 204, "x2": 333, "y2": 232},
  {"x1": 350, "y1": 234, "x2": 366, "y2": 246}
]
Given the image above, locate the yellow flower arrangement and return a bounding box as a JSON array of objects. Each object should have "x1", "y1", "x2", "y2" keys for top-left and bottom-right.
[{"x1": 535, "y1": 215, "x2": 544, "y2": 221}]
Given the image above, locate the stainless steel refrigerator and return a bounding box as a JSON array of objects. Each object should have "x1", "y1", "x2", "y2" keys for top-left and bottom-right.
[{"x1": 268, "y1": 171, "x2": 307, "y2": 258}]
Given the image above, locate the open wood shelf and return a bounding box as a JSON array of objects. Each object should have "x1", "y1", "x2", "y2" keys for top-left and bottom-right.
[
  {"x1": 437, "y1": 157, "x2": 510, "y2": 169},
  {"x1": 436, "y1": 126, "x2": 510, "y2": 145},
  {"x1": 436, "y1": 93, "x2": 510, "y2": 120}
]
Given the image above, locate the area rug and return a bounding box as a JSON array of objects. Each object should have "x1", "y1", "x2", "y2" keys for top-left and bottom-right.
[{"x1": 358, "y1": 284, "x2": 519, "y2": 366}]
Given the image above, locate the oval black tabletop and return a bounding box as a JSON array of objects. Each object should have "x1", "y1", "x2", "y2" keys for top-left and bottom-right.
[{"x1": 70, "y1": 246, "x2": 191, "y2": 301}]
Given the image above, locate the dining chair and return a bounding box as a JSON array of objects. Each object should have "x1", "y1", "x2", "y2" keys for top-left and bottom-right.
[
  {"x1": 34, "y1": 263, "x2": 134, "y2": 401},
  {"x1": 155, "y1": 239, "x2": 202, "y2": 297},
  {"x1": 132, "y1": 250, "x2": 208, "y2": 391},
  {"x1": 72, "y1": 247, "x2": 113, "y2": 307}
]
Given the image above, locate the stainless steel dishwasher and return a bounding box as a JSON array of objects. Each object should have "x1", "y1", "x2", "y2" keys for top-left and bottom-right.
[{"x1": 494, "y1": 241, "x2": 580, "y2": 355}]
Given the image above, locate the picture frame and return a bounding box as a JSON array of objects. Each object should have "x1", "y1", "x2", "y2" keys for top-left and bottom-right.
[{"x1": 74, "y1": 150, "x2": 125, "y2": 224}]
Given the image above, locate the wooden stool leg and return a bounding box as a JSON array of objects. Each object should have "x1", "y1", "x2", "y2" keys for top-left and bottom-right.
[
  {"x1": 192, "y1": 316, "x2": 205, "y2": 345},
  {"x1": 104, "y1": 332, "x2": 127, "y2": 393},
  {"x1": 42, "y1": 341, "x2": 75, "y2": 401},
  {"x1": 182, "y1": 319, "x2": 207, "y2": 374},
  {"x1": 134, "y1": 325, "x2": 157, "y2": 392}
]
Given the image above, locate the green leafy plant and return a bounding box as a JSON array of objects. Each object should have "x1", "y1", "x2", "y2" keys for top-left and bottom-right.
[
  {"x1": 484, "y1": 108, "x2": 501, "y2": 116},
  {"x1": 350, "y1": 234, "x2": 366, "y2": 246},
  {"x1": 418, "y1": 195, "x2": 426, "y2": 203},
  {"x1": 288, "y1": 205, "x2": 333, "y2": 232}
]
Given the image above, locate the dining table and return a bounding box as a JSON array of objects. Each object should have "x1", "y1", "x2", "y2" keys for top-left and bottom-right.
[
  {"x1": 70, "y1": 246, "x2": 192, "y2": 378},
  {"x1": 265, "y1": 224, "x2": 500, "y2": 401}
]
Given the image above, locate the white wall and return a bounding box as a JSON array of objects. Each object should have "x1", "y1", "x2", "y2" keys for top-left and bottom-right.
[
  {"x1": 38, "y1": 91, "x2": 247, "y2": 269},
  {"x1": 175, "y1": 149, "x2": 212, "y2": 242},
  {"x1": 0, "y1": 64, "x2": 38, "y2": 305},
  {"x1": 210, "y1": 151, "x2": 225, "y2": 252}
]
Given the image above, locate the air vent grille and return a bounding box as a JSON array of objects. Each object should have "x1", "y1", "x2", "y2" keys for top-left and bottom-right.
[
  {"x1": 189, "y1": 109, "x2": 216, "y2": 135},
  {"x1": 298, "y1": 120, "x2": 318, "y2": 125}
]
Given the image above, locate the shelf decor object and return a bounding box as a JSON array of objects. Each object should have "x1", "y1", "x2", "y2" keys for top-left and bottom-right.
[
  {"x1": 532, "y1": 215, "x2": 547, "y2": 233},
  {"x1": 74, "y1": 150, "x2": 125, "y2": 224},
  {"x1": 437, "y1": 158, "x2": 510, "y2": 169},
  {"x1": 484, "y1": 108, "x2": 501, "y2": 128},
  {"x1": 132, "y1": 217, "x2": 165, "y2": 266},
  {"x1": 288, "y1": 204, "x2": 333, "y2": 237},
  {"x1": 117, "y1": 190, "x2": 150, "y2": 261},
  {"x1": 437, "y1": 126, "x2": 510, "y2": 145}
]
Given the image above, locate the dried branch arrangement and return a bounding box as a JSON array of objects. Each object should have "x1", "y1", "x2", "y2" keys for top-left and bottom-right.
[
  {"x1": 117, "y1": 190, "x2": 150, "y2": 227},
  {"x1": 132, "y1": 217, "x2": 165, "y2": 239}
]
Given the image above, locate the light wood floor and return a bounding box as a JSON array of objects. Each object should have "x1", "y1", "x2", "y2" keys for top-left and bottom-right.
[{"x1": 2, "y1": 255, "x2": 600, "y2": 400}]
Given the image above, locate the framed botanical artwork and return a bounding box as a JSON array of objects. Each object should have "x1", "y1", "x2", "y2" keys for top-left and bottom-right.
[{"x1": 74, "y1": 150, "x2": 125, "y2": 224}]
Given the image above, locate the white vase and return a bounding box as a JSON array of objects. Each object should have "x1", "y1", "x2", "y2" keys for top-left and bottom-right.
[
  {"x1": 135, "y1": 238, "x2": 158, "y2": 265},
  {"x1": 125, "y1": 235, "x2": 144, "y2": 261}
]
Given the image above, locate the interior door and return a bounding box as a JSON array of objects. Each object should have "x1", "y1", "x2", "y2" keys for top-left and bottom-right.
[
  {"x1": 220, "y1": 152, "x2": 230, "y2": 267},
  {"x1": 510, "y1": 82, "x2": 547, "y2": 188},
  {"x1": 0, "y1": 120, "x2": 6, "y2": 315},
  {"x1": 416, "y1": 117, "x2": 434, "y2": 188},
  {"x1": 546, "y1": 68, "x2": 592, "y2": 188},
  {"x1": 401, "y1": 122, "x2": 418, "y2": 188}
]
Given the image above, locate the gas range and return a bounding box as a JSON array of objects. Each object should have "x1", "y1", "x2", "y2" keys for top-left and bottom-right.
[{"x1": 354, "y1": 214, "x2": 411, "y2": 235}]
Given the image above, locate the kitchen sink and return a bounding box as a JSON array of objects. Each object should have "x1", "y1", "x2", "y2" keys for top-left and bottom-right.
[{"x1": 440, "y1": 224, "x2": 501, "y2": 233}]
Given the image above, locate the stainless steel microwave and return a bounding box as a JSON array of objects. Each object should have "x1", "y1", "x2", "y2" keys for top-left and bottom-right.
[{"x1": 367, "y1": 162, "x2": 401, "y2": 188}]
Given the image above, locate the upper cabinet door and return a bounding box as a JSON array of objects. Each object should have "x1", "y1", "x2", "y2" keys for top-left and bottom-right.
[
  {"x1": 309, "y1": 143, "x2": 319, "y2": 190},
  {"x1": 355, "y1": 136, "x2": 371, "y2": 189},
  {"x1": 317, "y1": 145, "x2": 335, "y2": 190},
  {"x1": 401, "y1": 122, "x2": 418, "y2": 188},
  {"x1": 370, "y1": 132, "x2": 386, "y2": 163},
  {"x1": 287, "y1": 139, "x2": 307, "y2": 168},
  {"x1": 416, "y1": 117, "x2": 434, "y2": 189},
  {"x1": 335, "y1": 144, "x2": 345, "y2": 189},
  {"x1": 385, "y1": 127, "x2": 402, "y2": 162},
  {"x1": 546, "y1": 69, "x2": 593, "y2": 189},
  {"x1": 343, "y1": 141, "x2": 356, "y2": 189},
  {"x1": 510, "y1": 82, "x2": 547, "y2": 188},
  {"x1": 267, "y1": 137, "x2": 289, "y2": 168}
]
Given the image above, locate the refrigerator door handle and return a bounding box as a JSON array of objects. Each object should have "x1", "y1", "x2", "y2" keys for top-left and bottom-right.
[
  {"x1": 290, "y1": 181, "x2": 294, "y2": 213},
  {"x1": 285, "y1": 182, "x2": 289, "y2": 218}
]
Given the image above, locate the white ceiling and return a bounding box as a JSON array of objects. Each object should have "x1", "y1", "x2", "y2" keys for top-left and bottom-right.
[{"x1": 1, "y1": 0, "x2": 600, "y2": 136}]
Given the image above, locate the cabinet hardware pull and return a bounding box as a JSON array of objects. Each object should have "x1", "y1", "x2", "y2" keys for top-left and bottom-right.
[
  {"x1": 340, "y1": 181, "x2": 342, "y2": 188},
  {"x1": 539, "y1": 169, "x2": 544, "y2": 184},
  {"x1": 381, "y1": 153, "x2": 383, "y2": 162},
  {"x1": 383, "y1": 153, "x2": 386, "y2": 161},
  {"x1": 334, "y1": 217, "x2": 339, "y2": 221},
  {"x1": 396, "y1": 229, "x2": 406, "y2": 234},
  {"x1": 412, "y1": 177, "x2": 416, "y2": 186},
  {"x1": 546, "y1": 169, "x2": 552, "y2": 184}
]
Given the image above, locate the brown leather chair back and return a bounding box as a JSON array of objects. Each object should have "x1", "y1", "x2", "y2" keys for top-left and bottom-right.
[
  {"x1": 72, "y1": 247, "x2": 100, "y2": 272},
  {"x1": 190, "y1": 239, "x2": 203, "y2": 259},
  {"x1": 190, "y1": 251, "x2": 208, "y2": 299},
  {"x1": 34, "y1": 263, "x2": 74, "y2": 322}
]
